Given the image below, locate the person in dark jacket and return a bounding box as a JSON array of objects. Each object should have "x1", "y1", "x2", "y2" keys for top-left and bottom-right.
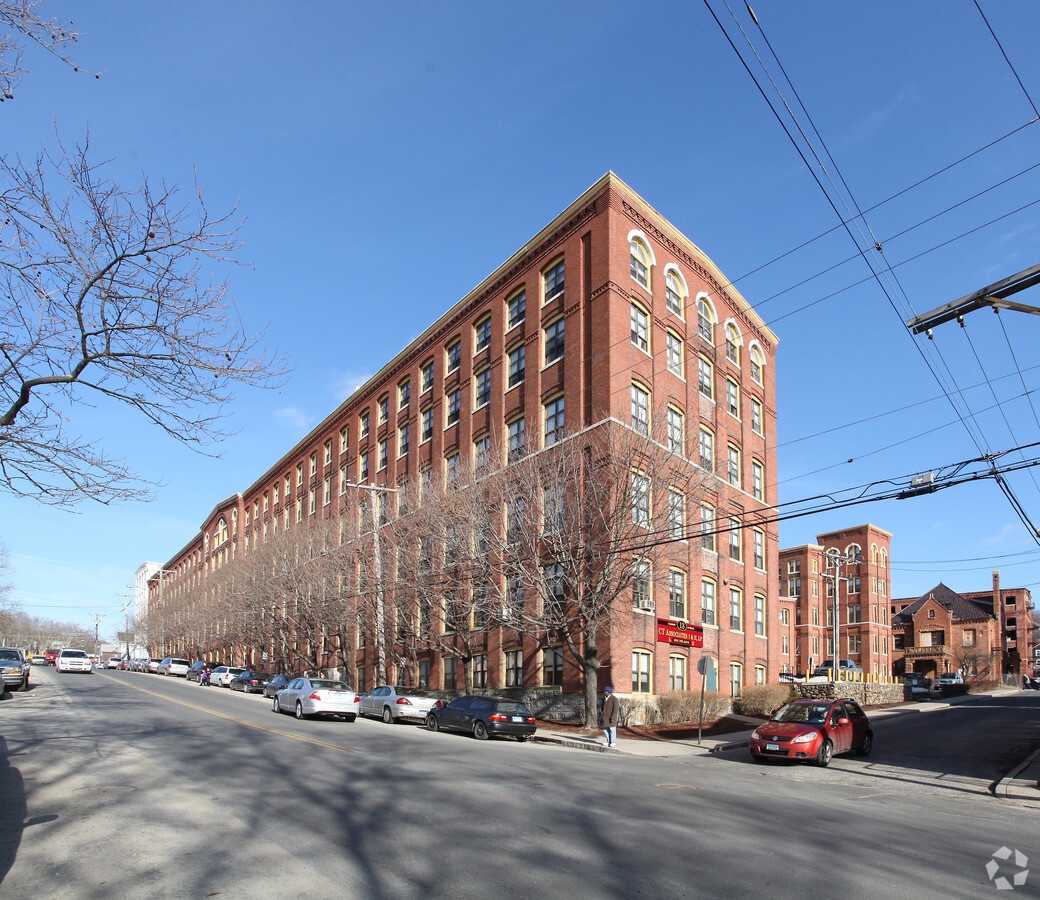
[{"x1": 600, "y1": 685, "x2": 620, "y2": 748}]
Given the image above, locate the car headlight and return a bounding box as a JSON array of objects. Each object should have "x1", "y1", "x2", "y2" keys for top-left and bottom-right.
[
  {"x1": 750, "y1": 728, "x2": 762, "y2": 740},
  {"x1": 791, "y1": 731, "x2": 819, "y2": 744}
]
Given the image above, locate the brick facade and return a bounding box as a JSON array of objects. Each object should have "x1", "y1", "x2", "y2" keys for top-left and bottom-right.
[{"x1": 147, "y1": 173, "x2": 779, "y2": 699}]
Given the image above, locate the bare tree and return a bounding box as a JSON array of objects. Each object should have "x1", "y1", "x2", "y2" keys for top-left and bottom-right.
[
  {"x1": 0, "y1": 1, "x2": 97, "y2": 102},
  {"x1": 949, "y1": 642, "x2": 995, "y2": 679}
]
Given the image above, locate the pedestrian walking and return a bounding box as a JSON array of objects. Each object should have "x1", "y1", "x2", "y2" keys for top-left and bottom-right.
[{"x1": 600, "y1": 685, "x2": 620, "y2": 748}]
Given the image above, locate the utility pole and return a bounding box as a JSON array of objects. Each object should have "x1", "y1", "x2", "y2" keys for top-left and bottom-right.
[
  {"x1": 119, "y1": 588, "x2": 134, "y2": 659},
  {"x1": 822, "y1": 550, "x2": 853, "y2": 678},
  {"x1": 90, "y1": 613, "x2": 104, "y2": 663},
  {"x1": 344, "y1": 481, "x2": 399, "y2": 687}
]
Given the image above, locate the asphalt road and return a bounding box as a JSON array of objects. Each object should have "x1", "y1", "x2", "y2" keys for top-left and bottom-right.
[{"x1": 1, "y1": 668, "x2": 1038, "y2": 899}]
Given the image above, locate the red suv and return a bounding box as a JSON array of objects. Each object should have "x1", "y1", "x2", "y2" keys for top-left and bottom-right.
[{"x1": 749, "y1": 698, "x2": 873, "y2": 767}]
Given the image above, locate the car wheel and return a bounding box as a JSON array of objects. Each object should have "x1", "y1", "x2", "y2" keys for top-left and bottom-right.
[
  {"x1": 815, "y1": 739, "x2": 833, "y2": 768},
  {"x1": 426, "y1": 714, "x2": 439, "y2": 732},
  {"x1": 345, "y1": 714, "x2": 357, "y2": 723},
  {"x1": 473, "y1": 721, "x2": 489, "y2": 741},
  {"x1": 295, "y1": 702, "x2": 305, "y2": 720},
  {"x1": 273, "y1": 697, "x2": 281, "y2": 714},
  {"x1": 381, "y1": 707, "x2": 393, "y2": 725},
  {"x1": 517, "y1": 735, "x2": 530, "y2": 742},
  {"x1": 856, "y1": 732, "x2": 873, "y2": 757}
]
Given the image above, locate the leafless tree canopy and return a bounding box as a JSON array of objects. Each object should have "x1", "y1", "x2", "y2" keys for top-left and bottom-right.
[
  {"x1": 0, "y1": 140, "x2": 288, "y2": 504},
  {"x1": 0, "y1": 1, "x2": 95, "y2": 101}
]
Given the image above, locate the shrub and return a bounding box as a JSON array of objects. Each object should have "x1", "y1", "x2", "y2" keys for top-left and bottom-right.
[
  {"x1": 733, "y1": 684, "x2": 793, "y2": 717},
  {"x1": 656, "y1": 690, "x2": 729, "y2": 724}
]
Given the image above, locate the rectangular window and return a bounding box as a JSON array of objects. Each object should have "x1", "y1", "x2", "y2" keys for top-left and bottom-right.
[
  {"x1": 699, "y1": 428, "x2": 714, "y2": 471},
  {"x1": 360, "y1": 411, "x2": 369, "y2": 439},
  {"x1": 667, "y1": 407, "x2": 684, "y2": 455},
  {"x1": 542, "y1": 647, "x2": 564, "y2": 686},
  {"x1": 508, "y1": 290, "x2": 526, "y2": 328},
  {"x1": 632, "y1": 559, "x2": 650, "y2": 609},
  {"x1": 508, "y1": 417, "x2": 526, "y2": 462},
  {"x1": 339, "y1": 425, "x2": 348, "y2": 455},
  {"x1": 273, "y1": 483, "x2": 280, "y2": 505},
  {"x1": 701, "y1": 504, "x2": 715, "y2": 551},
  {"x1": 632, "y1": 650, "x2": 652, "y2": 693},
  {"x1": 668, "y1": 489, "x2": 685, "y2": 540},
  {"x1": 666, "y1": 331, "x2": 683, "y2": 376},
  {"x1": 727, "y1": 445, "x2": 740, "y2": 487},
  {"x1": 308, "y1": 486, "x2": 316, "y2": 516},
  {"x1": 848, "y1": 634, "x2": 862, "y2": 654},
  {"x1": 730, "y1": 663, "x2": 742, "y2": 698},
  {"x1": 543, "y1": 260, "x2": 565, "y2": 303},
  {"x1": 443, "y1": 657, "x2": 458, "y2": 691},
  {"x1": 360, "y1": 450, "x2": 369, "y2": 482},
  {"x1": 755, "y1": 595, "x2": 765, "y2": 636},
  {"x1": 751, "y1": 397, "x2": 763, "y2": 435},
  {"x1": 323, "y1": 476, "x2": 332, "y2": 507},
  {"x1": 446, "y1": 340, "x2": 461, "y2": 374},
  {"x1": 446, "y1": 389, "x2": 461, "y2": 426},
  {"x1": 339, "y1": 463, "x2": 347, "y2": 494},
  {"x1": 421, "y1": 360, "x2": 434, "y2": 393},
  {"x1": 698, "y1": 357, "x2": 713, "y2": 399},
  {"x1": 309, "y1": 451, "x2": 317, "y2": 478},
  {"x1": 475, "y1": 368, "x2": 491, "y2": 407},
  {"x1": 631, "y1": 471, "x2": 650, "y2": 527},
  {"x1": 669, "y1": 656, "x2": 686, "y2": 692},
  {"x1": 378, "y1": 437, "x2": 388, "y2": 470},
  {"x1": 421, "y1": 407, "x2": 433, "y2": 443},
  {"x1": 505, "y1": 649, "x2": 523, "y2": 687},
  {"x1": 631, "y1": 383, "x2": 649, "y2": 435},
  {"x1": 446, "y1": 452, "x2": 459, "y2": 485},
  {"x1": 669, "y1": 570, "x2": 686, "y2": 619},
  {"x1": 475, "y1": 435, "x2": 492, "y2": 471},
  {"x1": 508, "y1": 344, "x2": 525, "y2": 387},
  {"x1": 474, "y1": 316, "x2": 492, "y2": 353},
  {"x1": 730, "y1": 587, "x2": 743, "y2": 632},
  {"x1": 399, "y1": 379, "x2": 411, "y2": 409},
  {"x1": 324, "y1": 440, "x2": 332, "y2": 466},
  {"x1": 543, "y1": 484, "x2": 564, "y2": 535},
  {"x1": 544, "y1": 318, "x2": 564, "y2": 365},
  {"x1": 378, "y1": 395, "x2": 389, "y2": 425},
  {"x1": 294, "y1": 496, "x2": 302, "y2": 522},
  {"x1": 701, "y1": 579, "x2": 716, "y2": 626},
  {"x1": 398, "y1": 422, "x2": 410, "y2": 457},
  {"x1": 544, "y1": 396, "x2": 565, "y2": 446},
  {"x1": 728, "y1": 519, "x2": 741, "y2": 561},
  {"x1": 752, "y1": 460, "x2": 764, "y2": 501},
  {"x1": 263, "y1": 491, "x2": 269, "y2": 513},
  {"x1": 631, "y1": 303, "x2": 649, "y2": 352},
  {"x1": 472, "y1": 654, "x2": 488, "y2": 689},
  {"x1": 726, "y1": 380, "x2": 740, "y2": 418},
  {"x1": 753, "y1": 529, "x2": 766, "y2": 570}
]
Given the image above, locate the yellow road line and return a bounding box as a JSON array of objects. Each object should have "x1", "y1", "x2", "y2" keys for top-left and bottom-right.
[{"x1": 96, "y1": 673, "x2": 360, "y2": 754}]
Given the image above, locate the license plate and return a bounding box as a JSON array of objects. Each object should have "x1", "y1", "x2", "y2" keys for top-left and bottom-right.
[
  {"x1": 766, "y1": 743, "x2": 780, "y2": 751},
  {"x1": 512, "y1": 716, "x2": 523, "y2": 722}
]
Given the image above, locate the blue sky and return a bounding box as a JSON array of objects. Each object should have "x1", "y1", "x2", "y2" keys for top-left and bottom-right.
[{"x1": 3, "y1": 1, "x2": 1040, "y2": 638}]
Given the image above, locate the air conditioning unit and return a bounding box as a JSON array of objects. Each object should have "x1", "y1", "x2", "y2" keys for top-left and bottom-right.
[{"x1": 639, "y1": 598, "x2": 655, "y2": 612}]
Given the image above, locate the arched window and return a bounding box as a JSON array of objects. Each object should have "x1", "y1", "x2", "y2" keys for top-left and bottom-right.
[
  {"x1": 664, "y1": 265, "x2": 687, "y2": 317},
  {"x1": 630, "y1": 239, "x2": 650, "y2": 289},
  {"x1": 845, "y1": 543, "x2": 862, "y2": 562},
  {"x1": 749, "y1": 342, "x2": 765, "y2": 384},
  {"x1": 725, "y1": 321, "x2": 742, "y2": 364},
  {"x1": 696, "y1": 294, "x2": 716, "y2": 343}
]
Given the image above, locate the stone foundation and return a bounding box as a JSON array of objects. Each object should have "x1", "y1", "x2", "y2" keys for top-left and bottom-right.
[{"x1": 792, "y1": 681, "x2": 905, "y2": 705}]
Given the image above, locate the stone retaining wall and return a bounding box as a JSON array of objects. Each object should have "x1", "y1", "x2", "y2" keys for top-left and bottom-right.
[{"x1": 792, "y1": 681, "x2": 905, "y2": 705}]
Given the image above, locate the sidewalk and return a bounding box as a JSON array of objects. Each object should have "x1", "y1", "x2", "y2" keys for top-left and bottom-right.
[{"x1": 534, "y1": 688, "x2": 1040, "y2": 804}]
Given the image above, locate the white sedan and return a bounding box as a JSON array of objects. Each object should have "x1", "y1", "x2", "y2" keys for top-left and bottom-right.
[
  {"x1": 56, "y1": 649, "x2": 93, "y2": 673},
  {"x1": 273, "y1": 678, "x2": 360, "y2": 720},
  {"x1": 210, "y1": 666, "x2": 247, "y2": 687},
  {"x1": 360, "y1": 685, "x2": 442, "y2": 723}
]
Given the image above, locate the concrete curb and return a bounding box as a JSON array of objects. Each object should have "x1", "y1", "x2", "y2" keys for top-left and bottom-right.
[{"x1": 992, "y1": 746, "x2": 1040, "y2": 803}]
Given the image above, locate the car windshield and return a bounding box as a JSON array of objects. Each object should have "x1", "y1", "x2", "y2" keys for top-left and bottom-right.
[
  {"x1": 495, "y1": 701, "x2": 532, "y2": 715},
  {"x1": 772, "y1": 703, "x2": 831, "y2": 724},
  {"x1": 0, "y1": 650, "x2": 22, "y2": 661},
  {"x1": 62, "y1": 651, "x2": 87, "y2": 658},
  {"x1": 310, "y1": 680, "x2": 348, "y2": 690}
]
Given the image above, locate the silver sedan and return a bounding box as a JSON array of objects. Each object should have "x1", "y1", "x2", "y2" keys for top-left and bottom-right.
[
  {"x1": 273, "y1": 678, "x2": 360, "y2": 721},
  {"x1": 359, "y1": 685, "x2": 442, "y2": 723}
]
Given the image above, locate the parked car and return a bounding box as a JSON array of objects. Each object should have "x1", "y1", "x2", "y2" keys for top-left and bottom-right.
[
  {"x1": 425, "y1": 695, "x2": 537, "y2": 741},
  {"x1": 185, "y1": 660, "x2": 220, "y2": 682},
  {"x1": 157, "y1": 657, "x2": 191, "y2": 677},
  {"x1": 903, "y1": 672, "x2": 931, "y2": 699},
  {"x1": 811, "y1": 659, "x2": 864, "y2": 679},
  {"x1": 146, "y1": 658, "x2": 163, "y2": 674},
  {"x1": 273, "y1": 678, "x2": 361, "y2": 720},
  {"x1": 0, "y1": 648, "x2": 30, "y2": 691},
  {"x1": 360, "y1": 685, "x2": 442, "y2": 723},
  {"x1": 229, "y1": 671, "x2": 267, "y2": 693},
  {"x1": 749, "y1": 698, "x2": 873, "y2": 767},
  {"x1": 210, "y1": 666, "x2": 247, "y2": 688},
  {"x1": 936, "y1": 672, "x2": 964, "y2": 687},
  {"x1": 105, "y1": 657, "x2": 121, "y2": 669},
  {"x1": 55, "y1": 649, "x2": 93, "y2": 674},
  {"x1": 262, "y1": 674, "x2": 295, "y2": 699}
]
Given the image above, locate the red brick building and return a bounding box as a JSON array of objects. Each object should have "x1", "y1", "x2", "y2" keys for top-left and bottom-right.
[
  {"x1": 779, "y1": 524, "x2": 893, "y2": 679},
  {"x1": 891, "y1": 572, "x2": 1034, "y2": 680},
  {"x1": 147, "y1": 173, "x2": 779, "y2": 699}
]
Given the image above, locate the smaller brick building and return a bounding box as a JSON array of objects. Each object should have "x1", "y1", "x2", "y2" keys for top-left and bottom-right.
[{"x1": 891, "y1": 572, "x2": 1034, "y2": 680}]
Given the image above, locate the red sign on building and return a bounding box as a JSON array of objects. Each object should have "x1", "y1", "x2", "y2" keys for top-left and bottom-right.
[{"x1": 656, "y1": 618, "x2": 704, "y2": 647}]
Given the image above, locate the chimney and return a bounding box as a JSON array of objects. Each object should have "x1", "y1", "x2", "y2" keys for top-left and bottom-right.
[{"x1": 995, "y1": 569, "x2": 1005, "y2": 674}]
